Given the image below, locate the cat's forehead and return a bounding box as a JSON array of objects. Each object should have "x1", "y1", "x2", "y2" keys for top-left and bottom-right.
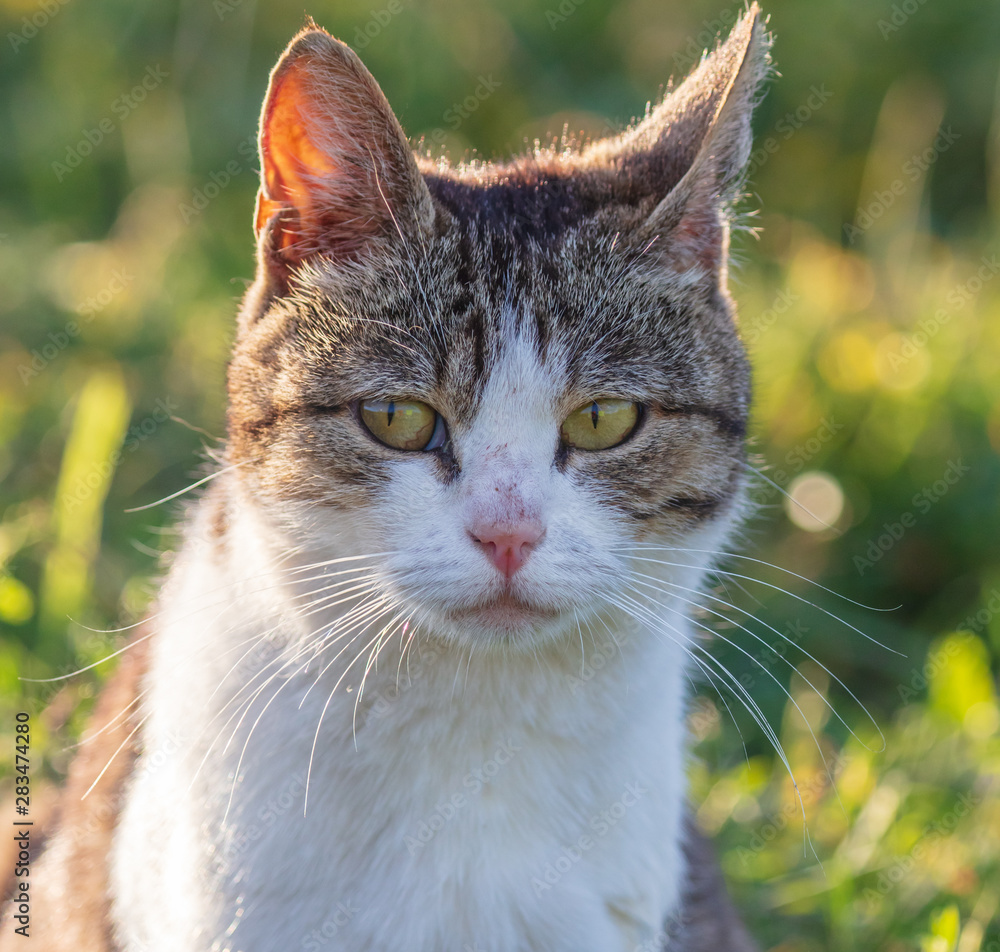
[
  {"x1": 293, "y1": 210, "x2": 746, "y2": 426},
  {"x1": 458, "y1": 320, "x2": 565, "y2": 451},
  {"x1": 422, "y1": 166, "x2": 632, "y2": 244}
]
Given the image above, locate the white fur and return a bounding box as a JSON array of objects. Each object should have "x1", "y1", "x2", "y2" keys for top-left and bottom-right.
[{"x1": 111, "y1": 330, "x2": 739, "y2": 952}]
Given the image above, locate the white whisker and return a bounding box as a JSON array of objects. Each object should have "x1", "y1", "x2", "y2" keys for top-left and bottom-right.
[
  {"x1": 124, "y1": 461, "x2": 252, "y2": 513},
  {"x1": 619, "y1": 548, "x2": 903, "y2": 654},
  {"x1": 629, "y1": 570, "x2": 885, "y2": 750}
]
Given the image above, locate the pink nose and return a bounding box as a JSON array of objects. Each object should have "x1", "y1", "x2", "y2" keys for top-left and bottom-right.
[{"x1": 468, "y1": 524, "x2": 545, "y2": 580}]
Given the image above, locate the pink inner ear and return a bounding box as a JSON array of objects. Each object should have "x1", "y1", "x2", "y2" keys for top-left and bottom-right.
[
  {"x1": 674, "y1": 208, "x2": 723, "y2": 273},
  {"x1": 250, "y1": 28, "x2": 437, "y2": 270},
  {"x1": 254, "y1": 63, "x2": 340, "y2": 248}
]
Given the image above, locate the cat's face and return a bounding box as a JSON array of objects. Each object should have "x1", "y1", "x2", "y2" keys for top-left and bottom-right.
[{"x1": 225, "y1": 9, "x2": 769, "y2": 649}]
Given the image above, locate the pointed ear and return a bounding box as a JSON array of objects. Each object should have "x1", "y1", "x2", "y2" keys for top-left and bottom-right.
[
  {"x1": 590, "y1": 4, "x2": 771, "y2": 276},
  {"x1": 254, "y1": 25, "x2": 435, "y2": 285}
]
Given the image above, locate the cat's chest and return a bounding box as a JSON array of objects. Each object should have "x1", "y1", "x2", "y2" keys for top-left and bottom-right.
[
  {"x1": 207, "y1": 680, "x2": 678, "y2": 952},
  {"x1": 114, "y1": 580, "x2": 689, "y2": 952}
]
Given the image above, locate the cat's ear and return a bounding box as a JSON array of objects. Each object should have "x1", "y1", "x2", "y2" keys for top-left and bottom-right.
[
  {"x1": 592, "y1": 4, "x2": 771, "y2": 276},
  {"x1": 253, "y1": 24, "x2": 434, "y2": 285}
]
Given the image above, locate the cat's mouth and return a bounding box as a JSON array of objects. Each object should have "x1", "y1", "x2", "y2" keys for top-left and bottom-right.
[{"x1": 447, "y1": 593, "x2": 561, "y2": 630}]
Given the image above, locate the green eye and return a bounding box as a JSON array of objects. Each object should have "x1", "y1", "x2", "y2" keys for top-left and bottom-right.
[
  {"x1": 360, "y1": 399, "x2": 445, "y2": 451},
  {"x1": 561, "y1": 399, "x2": 640, "y2": 451}
]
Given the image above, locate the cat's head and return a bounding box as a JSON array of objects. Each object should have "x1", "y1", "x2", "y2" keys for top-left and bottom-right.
[{"x1": 226, "y1": 8, "x2": 771, "y2": 650}]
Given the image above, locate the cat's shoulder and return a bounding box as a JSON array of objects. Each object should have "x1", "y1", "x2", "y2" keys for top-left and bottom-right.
[{"x1": 675, "y1": 817, "x2": 760, "y2": 951}]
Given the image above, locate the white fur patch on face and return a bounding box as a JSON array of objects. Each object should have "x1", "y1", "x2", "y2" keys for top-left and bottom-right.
[{"x1": 369, "y1": 316, "x2": 629, "y2": 649}]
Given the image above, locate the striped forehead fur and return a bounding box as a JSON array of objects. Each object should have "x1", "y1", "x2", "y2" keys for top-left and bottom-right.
[{"x1": 229, "y1": 223, "x2": 749, "y2": 446}]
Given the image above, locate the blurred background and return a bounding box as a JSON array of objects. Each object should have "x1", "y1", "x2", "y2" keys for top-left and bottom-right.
[{"x1": 1, "y1": 0, "x2": 999, "y2": 948}]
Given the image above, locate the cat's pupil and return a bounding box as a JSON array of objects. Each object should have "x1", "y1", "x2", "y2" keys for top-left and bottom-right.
[
  {"x1": 386, "y1": 401, "x2": 395, "y2": 427},
  {"x1": 591, "y1": 402, "x2": 600, "y2": 429}
]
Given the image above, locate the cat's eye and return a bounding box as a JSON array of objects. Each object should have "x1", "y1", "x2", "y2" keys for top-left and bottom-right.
[
  {"x1": 560, "y1": 399, "x2": 640, "y2": 451},
  {"x1": 359, "y1": 399, "x2": 447, "y2": 452}
]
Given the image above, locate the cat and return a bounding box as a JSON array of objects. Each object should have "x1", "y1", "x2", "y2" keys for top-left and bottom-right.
[{"x1": 4, "y1": 5, "x2": 771, "y2": 950}]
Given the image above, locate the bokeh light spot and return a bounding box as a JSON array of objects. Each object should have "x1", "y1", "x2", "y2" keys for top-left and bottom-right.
[
  {"x1": 0, "y1": 575, "x2": 34, "y2": 625},
  {"x1": 818, "y1": 329, "x2": 879, "y2": 392},
  {"x1": 784, "y1": 471, "x2": 845, "y2": 532}
]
